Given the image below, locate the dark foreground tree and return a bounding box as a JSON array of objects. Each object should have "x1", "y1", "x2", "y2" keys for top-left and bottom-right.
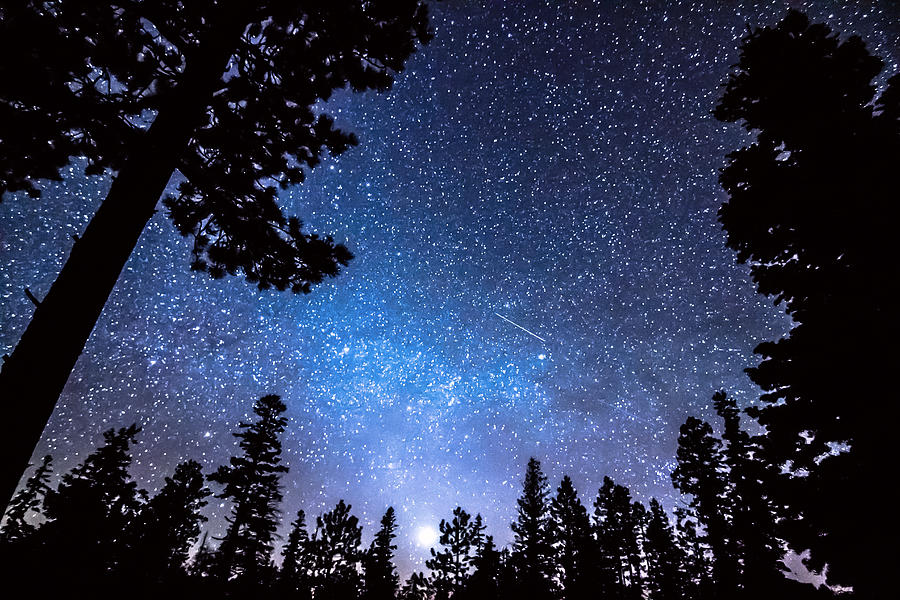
[
  {"x1": 463, "y1": 534, "x2": 503, "y2": 600},
  {"x1": 308, "y1": 499, "x2": 364, "y2": 599},
  {"x1": 712, "y1": 391, "x2": 783, "y2": 594},
  {"x1": 671, "y1": 418, "x2": 736, "y2": 596},
  {"x1": 427, "y1": 506, "x2": 481, "y2": 599},
  {"x1": 125, "y1": 459, "x2": 211, "y2": 583},
  {"x1": 280, "y1": 510, "x2": 313, "y2": 599},
  {"x1": 548, "y1": 475, "x2": 593, "y2": 600},
  {"x1": 643, "y1": 498, "x2": 685, "y2": 600},
  {"x1": 510, "y1": 457, "x2": 554, "y2": 599},
  {"x1": 399, "y1": 571, "x2": 431, "y2": 600},
  {"x1": 593, "y1": 476, "x2": 643, "y2": 600},
  {"x1": 0, "y1": 454, "x2": 52, "y2": 544},
  {"x1": 0, "y1": 0, "x2": 433, "y2": 511},
  {"x1": 208, "y1": 394, "x2": 289, "y2": 583},
  {"x1": 38, "y1": 425, "x2": 143, "y2": 590},
  {"x1": 714, "y1": 10, "x2": 899, "y2": 595},
  {"x1": 363, "y1": 507, "x2": 400, "y2": 600}
]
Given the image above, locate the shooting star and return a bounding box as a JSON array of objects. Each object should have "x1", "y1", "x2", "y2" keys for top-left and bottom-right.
[{"x1": 494, "y1": 312, "x2": 547, "y2": 343}]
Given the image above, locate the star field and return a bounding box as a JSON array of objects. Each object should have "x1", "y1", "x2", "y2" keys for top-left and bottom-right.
[{"x1": 2, "y1": 0, "x2": 898, "y2": 577}]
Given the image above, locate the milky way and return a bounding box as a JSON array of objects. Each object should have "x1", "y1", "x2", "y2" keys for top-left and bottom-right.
[{"x1": 2, "y1": 0, "x2": 898, "y2": 576}]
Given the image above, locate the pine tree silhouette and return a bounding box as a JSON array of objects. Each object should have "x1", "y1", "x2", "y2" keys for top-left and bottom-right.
[
  {"x1": 125, "y1": 459, "x2": 211, "y2": 584},
  {"x1": 427, "y1": 506, "x2": 480, "y2": 599},
  {"x1": 462, "y1": 534, "x2": 503, "y2": 600},
  {"x1": 548, "y1": 475, "x2": 593, "y2": 600},
  {"x1": 712, "y1": 391, "x2": 784, "y2": 595},
  {"x1": 0, "y1": 454, "x2": 52, "y2": 544},
  {"x1": 592, "y1": 476, "x2": 644, "y2": 600},
  {"x1": 209, "y1": 394, "x2": 288, "y2": 584},
  {"x1": 363, "y1": 506, "x2": 400, "y2": 600},
  {"x1": 672, "y1": 507, "x2": 712, "y2": 599},
  {"x1": 309, "y1": 499, "x2": 364, "y2": 600},
  {"x1": 280, "y1": 509, "x2": 313, "y2": 599},
  {"x1": 38, "y1": 425, "x2": 143, "y2": 594},
  {"x1": 643, "y1": 498, "x2": 687, "y2": 600},
  {"x1": 672, "y1": 416, "x2": 740, "y2": 597},
  {"x1": 510, "y1": 457, "x2": 554, "y2": 599},
  {"x1": 0, "y1": 0, "x2": 434, "y2": 512},
  {"x1": 714, "y1": 10, "x2": 899, "y2": 594},
  {"x1": 399, "y1": 571, "x2": 431, "y2": 600}
]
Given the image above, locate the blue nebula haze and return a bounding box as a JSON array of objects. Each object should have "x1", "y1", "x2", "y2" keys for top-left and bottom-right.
[{"x1": 2, "y1": 0, "x2": 898, "y2": 577}]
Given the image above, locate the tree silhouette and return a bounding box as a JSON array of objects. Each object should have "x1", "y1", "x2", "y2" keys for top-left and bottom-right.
[
  {"x1": 125, "y1": 459, "x2": 211, "y2": 583},
  {"x1": 671, "y1": 417, "x2": 736, "y2": 596},
  {"x1": 208, "y1": 394, "x2": 288, "y2": 583},
  {"x1": 510, "y1": 457, "x2": 554, "y2": 599},
  {"x1": 309, "y1": 499, "x2": 364, "y2": 600},
  {"x1": 548, "y1": 475, "x2": 593, "y2": 600},
  {"x1": 0, "y1": 454, "x2": 52, "y2": 544},
  {"x1": 714, "y1": 9, "x2": 899, "y2": 594},
  {"x1": 363, "y1": 507, "x2": 400, "y2": 600},
  {"x1": 672, "y1": 507, "x2": 711, "y2": 599},
  {"x1": 188, "y1": 531, "x2": 218, "y2": 579},
  {"x1": 462, "y1": 534, "x2": 503, "y2": 600},
  {"x1": 280, "y1": 509, "x2": 313, "y2": 599},
  {"x1": 399, "y1": 571, "x2": 432, "y2": 600},
  {"x1": 592, "y1": 476, "x2": 643, "y2": 599},
  {"x1": 427, "y1": 506, "x2": 481, "y2": 599},
  {"x1": 643, "y1": 498, "x2": 686, "y2": 600},
  {"x1": 38, "y1": 425, "x2": 143, "y2": 592},
  {"x1": 0, "y1": 0, "x2": 433, "y2": 512},
  {"x1": 712, "y1": 391, "x2": 783, "y2": 595}
]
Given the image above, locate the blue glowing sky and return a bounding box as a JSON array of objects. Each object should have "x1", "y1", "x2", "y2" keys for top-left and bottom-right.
[{"x1": 2, "y1": 0, "x2": 897, "y2": 576}]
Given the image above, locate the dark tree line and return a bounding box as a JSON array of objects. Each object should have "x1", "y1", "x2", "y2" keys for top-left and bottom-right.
[{"x1": 0, "y1": 393, "x2": 838, "y2": 600}]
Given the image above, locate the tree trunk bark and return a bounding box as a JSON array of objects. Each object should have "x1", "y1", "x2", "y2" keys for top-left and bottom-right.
[{"x1": 0, "y1": 14, "x2": 249, "y2": 512}]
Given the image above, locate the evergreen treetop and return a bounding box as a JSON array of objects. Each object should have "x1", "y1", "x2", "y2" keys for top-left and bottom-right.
[{"x1": 208, "y1": 394, "x2": 289, "y2": 581}]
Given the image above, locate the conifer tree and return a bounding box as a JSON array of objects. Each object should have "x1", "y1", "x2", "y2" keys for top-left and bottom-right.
[
  {"x1": 671, "y1": 417, "x2": 737, "y2": 597},
  {"x1": 209, "y1": 395, "x2": 289, "y2": 582},
  {"x1": 643, "y1": 498, "x2": 686, "y2": 600},
  {"x1": 280, "y1": 509, "x2": 313, "y2": 599},
  {"x1": 510, "y1": 457, "x2": 554, "y2": 599},
  {"x1": 399, "y1": 571, "x2": 432, "y2": 600},
  {"x1": 629, "y1": 500, "x2": 647, "y2": 597},
  {"x1": 498, "y1": 547, "x2": 519, "y2": 598},
  {"x1": 549, "y1": 475, "x2": 593, "y2": 600},
  {"x1": 0, "y1": 0, "x2": 433, "y2": 513},
  {"x1": 126, "y1": 459, "x2": 211, "y2": 581},
  {"x1": 712, "y1": 391, "x2": 784, "y2": 594},
  {"x1": 427, "y1": 506, "x2": 480, "y2": 599},
  {"x1": 39, "y1": 425, "x2": 143, "y2": 589},
  {"x1": 713, "y1": 10, "x2": 899, "y2": 593},
  {"x1": 471, "y1": 513, "x2": 487, "y2": 553},
  {"x1": 309, "y1": 499, "x2": 364, "y2": 599},
  {"x1": 462, "y1": 534, "x2": 502, "y2": 600},
  {"x1": 592, "y1": 477, "x2": 643, "y2": 599},
  {"x1": 189, "y1": 531, "x2": 218, "y2": 579},
  {"x1": 0, "y1": 454, "x2": 52, "y2": 544},
  {"x1": 363, "y1": 506, "x2": 400, "y2": 600},
  {"x1": 673, "y1": 507, "x2": 711, "y2": 599}
]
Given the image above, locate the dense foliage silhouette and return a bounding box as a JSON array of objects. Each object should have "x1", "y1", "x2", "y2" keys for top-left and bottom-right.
[
  {"x1": 714, "y1": 9, "x2": 899, "y2": 596},
  {"x1": 0, "y1": 0, "x2": 433, "y2": 511}
]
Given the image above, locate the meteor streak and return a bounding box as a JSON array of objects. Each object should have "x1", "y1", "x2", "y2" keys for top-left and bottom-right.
[{"x1": 494, "y1": 312, "x2": 547, "y2": 343}]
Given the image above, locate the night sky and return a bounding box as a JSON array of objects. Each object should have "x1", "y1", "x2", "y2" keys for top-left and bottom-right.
[{"x1": 2, "y1": 0, "x2": 898, "y2": 577}]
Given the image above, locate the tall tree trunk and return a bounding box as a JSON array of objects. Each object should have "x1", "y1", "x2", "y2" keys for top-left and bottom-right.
[{"x1": 0, "y1": 15, "x2": 249, "y2": 512}]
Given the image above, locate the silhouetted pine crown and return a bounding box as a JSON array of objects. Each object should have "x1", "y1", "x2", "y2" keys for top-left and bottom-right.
[{"x1": 0, "y1": 1, "x2": 432, "y2": 291}]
